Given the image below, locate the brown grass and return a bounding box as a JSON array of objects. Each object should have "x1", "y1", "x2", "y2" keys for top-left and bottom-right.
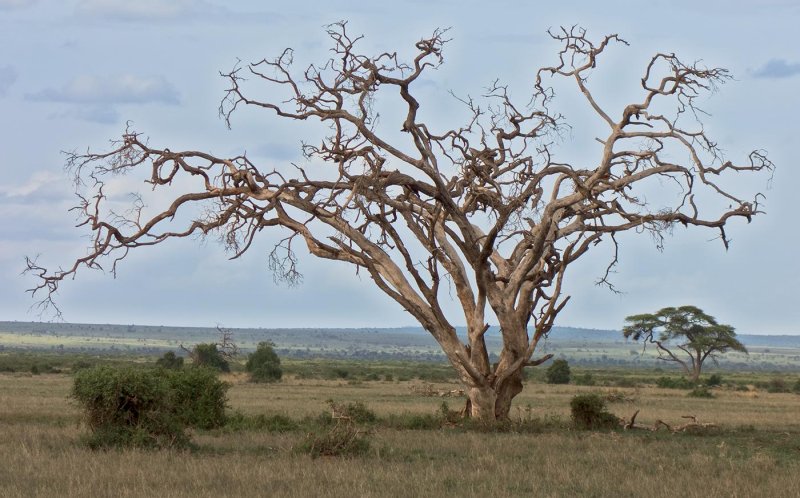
[{"x1": 1, "y1": 373, "x2": 799, "y2": 497}]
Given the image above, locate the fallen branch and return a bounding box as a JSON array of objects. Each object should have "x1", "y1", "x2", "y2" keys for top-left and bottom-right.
[{"x1": 622, "y1": 412, "x2": 717, "y2": 433}]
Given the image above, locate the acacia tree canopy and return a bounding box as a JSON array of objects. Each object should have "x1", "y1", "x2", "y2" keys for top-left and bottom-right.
[
  {"x1": 26, "y1": 23, "x2": 772, "y2": 420},
  {"x1": 623, "y1": 305, "x2": 747, "y2": 381}
]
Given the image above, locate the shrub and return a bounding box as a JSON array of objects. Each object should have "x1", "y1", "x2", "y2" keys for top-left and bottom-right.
[
  {"x1": 326, "y1": 400, "x2": 378, "y2": 424},
  {"x1": 793, "y1": 378, "x2": 800, "y2": 394},
  {"x1": 574, "y1": 373, "x2": 595, "y2": 386},
  {"x1": 155, "y1": 351, "x2": 184, "y2": 370},
  {"x1": 705, "y1": 373, "x2": 723, "y2": 387},
  {"x1": 656, "y1": 376, "x2": 693, "y2": 389},
  {"x1": 766, "y1": 378, "x2": 789, "y2": 393},
  {"x1": 570, "y1": 393, "x2": 619, "y2": 430},
  {"x1": 72, "y1": 366, "x2": 228, "y2": 449},
  {"x1": 191, "y1": 343, "x2": 230, "y2": 372},
  {"x1": 164, "y1": 367, "x2": 228, "y2": 429},
  {"x1": 687, "y1": 386, "x2": 714, "y2": 398},
  {"x1": 297, "y1": 421, "x2": 371, "y2": 458},
  {"x1": 245, "y1": 342, "x2": 282, "y2": 383},
  {"x1": 545, "y1": 359, "x2": 571, "y2": 384},
  {"x1": 72, "y1": 360, "x2": 94, "y2": 372}
]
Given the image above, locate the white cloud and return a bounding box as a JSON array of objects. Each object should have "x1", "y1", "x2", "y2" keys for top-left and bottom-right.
[
  {"x1": 27, "y1": 74, "x2": 180, "y2": 105},
  {"x1": 0, "y1": 66, "x2": 16, "y2": 96}
]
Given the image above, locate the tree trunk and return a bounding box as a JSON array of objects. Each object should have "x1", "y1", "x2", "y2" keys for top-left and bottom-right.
[
  {"x1": 464, "y1": 367, "x2": 525, "y2": 421},
  {"x1": 467, "y1": 386, "x2": 497, "y2": 422},
  {"x1": 493, "y1": 369, "x2": 524, "y2": 419}
]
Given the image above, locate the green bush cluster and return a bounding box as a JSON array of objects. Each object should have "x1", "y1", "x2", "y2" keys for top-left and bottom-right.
[
  {"x1": 72, "y1": 365, "x2": 228, "y2": 449},
  {"x1": 155, "y1": 351, "x2": 184, "y2": 370},
  {"x1": 191, "y1": 343, "x2": 230, "y2": 372},
  {"x1": 758, "y1": 377, "x2": 800, "y2": 394},
  {"x1": 245, "y1": 342, "x2": 282, "y2": 383},
  {"x1": 655, "y1": 376, "x2": 694, "y2": 389},
  {"x1": 569, "y1": 393, "x2": 619, "y2": 430},
  {"x1": 705, "y1": 373, "x2": 723, "y2": 387},
  {"x1": 687, "y1": 386, "x2": 715, "y2": 398}
]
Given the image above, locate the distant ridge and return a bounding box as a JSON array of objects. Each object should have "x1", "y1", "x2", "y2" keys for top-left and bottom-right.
[{"x1": 0, "y1": 321, "x2": 797, "y2": 348}]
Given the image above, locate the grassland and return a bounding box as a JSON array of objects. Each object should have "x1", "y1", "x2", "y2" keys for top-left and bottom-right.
[{"x1": 1, "y1": 359, "x2": 799, "y2": 498}]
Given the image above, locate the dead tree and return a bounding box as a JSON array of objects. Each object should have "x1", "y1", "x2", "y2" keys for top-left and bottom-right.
[
  {"x1": 26, "y1": 24, "x2": 772, "y2": 421},
  {"x1": 180, "y1": 325, "x2": 238, "y2": 368}
]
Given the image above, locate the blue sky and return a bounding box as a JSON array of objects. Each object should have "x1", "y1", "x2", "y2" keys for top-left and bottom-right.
[{"x1": 1, "y1": 0, "x2": 798, "y2": 334}]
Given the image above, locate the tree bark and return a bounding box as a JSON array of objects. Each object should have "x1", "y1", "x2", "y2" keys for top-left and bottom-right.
[
  {"x1": 467, "y1": 386, "x2": 497, "y2": 422},
  {"x1": 493, "y1": 369, "x2": 524, "y2": 419}
]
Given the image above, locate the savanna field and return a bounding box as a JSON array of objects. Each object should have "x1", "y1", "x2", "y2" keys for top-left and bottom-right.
[{"x1": 1, "y1": 356, "x2": 799, "y2": 498}]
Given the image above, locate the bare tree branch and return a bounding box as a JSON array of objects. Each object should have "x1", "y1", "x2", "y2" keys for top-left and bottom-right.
[{"x1": 27, "y1": 24, "x2": 772, "y2": 421}]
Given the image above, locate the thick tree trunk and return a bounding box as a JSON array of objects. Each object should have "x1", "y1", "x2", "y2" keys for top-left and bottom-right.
[
  {"x1": 464, "y1": 367, "x2": 525, "y2": 421},
  {"x1": 493, "y1": 369, "x2": 524, "y2": 419},
  {"x1": 467, "y1": 386, "x2": 497, "y2": 421}
]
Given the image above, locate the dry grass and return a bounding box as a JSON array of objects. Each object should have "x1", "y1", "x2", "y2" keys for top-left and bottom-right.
[{"x1": 1, "y1": 373, "x2": 799, "y2": 497}]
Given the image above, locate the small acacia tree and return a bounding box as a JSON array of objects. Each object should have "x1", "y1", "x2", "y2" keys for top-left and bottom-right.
[
  {"x1": 623, "y1": 305, "x2": 746, "y2": 382},
  {"x1": 27, "y1": 24, "x2": 771, "y2": 420}
]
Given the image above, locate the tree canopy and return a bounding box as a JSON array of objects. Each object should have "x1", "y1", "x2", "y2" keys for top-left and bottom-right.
[
  {"x1": 27, "y1": 23, "x2": 771, "y2": 420},
  {"x1": 246, "y1": 342, "x2": 283, "y2": 383},
  {"x1": 623, "y1": 305, "x2": 746, "y2": 381}
]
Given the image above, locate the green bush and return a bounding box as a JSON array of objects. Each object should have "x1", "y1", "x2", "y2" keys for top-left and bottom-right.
[
  {"x1": 793, "y1": 378, "x2": 800, "y2": 394},
  {"x1": 705, "y1": 373, "x2": 723, "y2": 387},
  {"x1": 326, "y1": 400, "x2": 378, "y2": 424},
  {"x1": 72, "y1": 360, "x2": 94, "y2": 372},
  {"x1": 164, "y1": 367, "x2": 228, "y2": 429},
  {"x1": 191, "y1": 343, "x2": 230, "y2": 372},
  {"x1": 656, "y1": 376, "x2": 694, "y2": 389},
  {"x1": 72, "y1": 366, "x2": 228, "y2": 449},
  {"x1": 545, "y1": 359, "x2": 571, "y2": 384},
  {"x1": 155, "y1": 351, "x2": 184, "y2": 370},
  {"x1": 574, "y1": 373, "x2": 595, "y2": 386},
  {"x1": 687, "y1": 386, "x2": 715, "y2": 398},
  {"x1": 570, "y1": 393, "x2": 619, "y2": 430},
  {"x1": 245, "y1": 342, "x2": 282, "y2": 383},
  {"x1": 766, "y1": 378, "x2": 789, "y2": 393}
]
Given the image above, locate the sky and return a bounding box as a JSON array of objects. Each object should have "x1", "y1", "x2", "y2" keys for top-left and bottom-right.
[{"x1": 1, "y1": 0, "x2": 798, "y2": 334}]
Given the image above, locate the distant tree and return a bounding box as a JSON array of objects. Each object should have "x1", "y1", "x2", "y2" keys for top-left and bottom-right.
[
  {"x1": 190, "y1": 343, "x2": 230, "y2": 372},
  {"x1": 155, "y1": 351, "x2": 184, "y2": 370},
  {"x1": 545, "y1": 359, "x2": 571, "y2": 384},
  {"x1": 180, "y1": 326, "x2": 238, "y2": 372},
  {"x1": 623, "y1": 306, "x2": 746, "y2": 382},
  {"x1": 245, "y1": 342, "x2": 282, "y2": 383}
]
